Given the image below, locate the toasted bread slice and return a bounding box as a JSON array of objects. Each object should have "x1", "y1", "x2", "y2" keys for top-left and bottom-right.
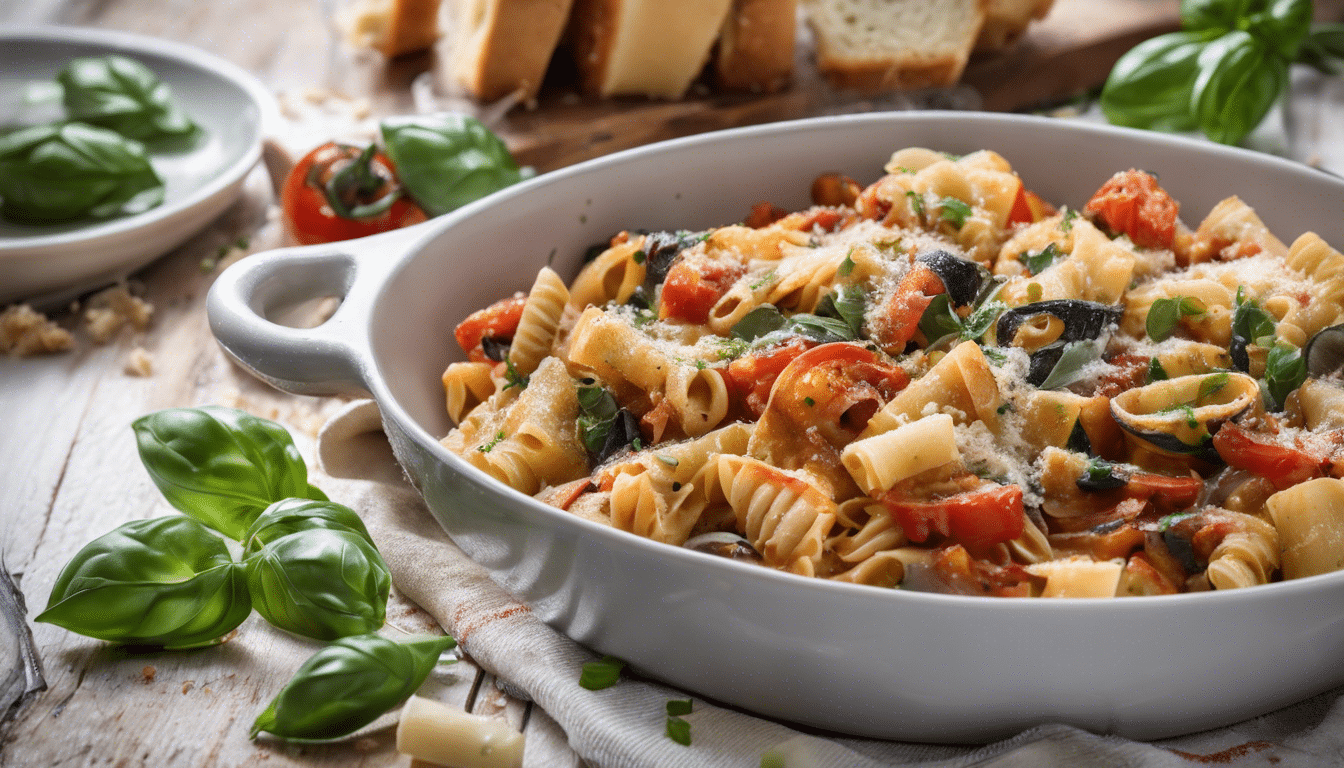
[
  {"x1": 447, "y1": 0, "x2": 576, "y2": 101},
  {"x1": 801, "y1": 0, "x2": 986, "y2": 91},
  {"x1": 714, "y1": 0, "x2": 798, "y2": 92},
  {"x1": 567, "y1": 0, "x2": 734, "y2": 99}
]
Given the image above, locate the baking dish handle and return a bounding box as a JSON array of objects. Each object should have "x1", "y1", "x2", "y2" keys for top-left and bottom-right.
[{"x1": 206, "y1": 226, "x2": 421, "y2": 396}]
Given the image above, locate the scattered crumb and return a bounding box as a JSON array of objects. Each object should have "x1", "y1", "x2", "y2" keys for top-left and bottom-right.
[
  {"x1": 141, "y1": 665, "x2": 156, "y2": 683},
  {"x1": 125, "y1": 347, "x2": 154, "y2": 377},
  {"x1": 182, "y1": 681, "x2": 194, "y2": 694},
  {"x1": 0, "y1": 304, "x2": 75, "y2": 356},
  {"x1": 84, "y1": 284, "x2": 153, "y2": 343}
]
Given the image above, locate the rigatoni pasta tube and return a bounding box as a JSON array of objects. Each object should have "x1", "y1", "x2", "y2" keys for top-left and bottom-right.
[
  {"x1": 1266, "y1": 478, "x2": 1344, "y2": 580},
  {"x1": 396, "y1": 695, "x2": 524, "y2": 768},
  {"x1": 841, "y1": 413, "x2": 959, "y2": 496},
  {"x1": 1025, "y1": 557, "x2": 1123, "y2": 598}
]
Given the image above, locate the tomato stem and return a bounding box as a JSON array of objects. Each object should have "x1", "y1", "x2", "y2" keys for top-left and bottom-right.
[{"x1": 319, "y1": 144, "x2": 403, "y2": 220}]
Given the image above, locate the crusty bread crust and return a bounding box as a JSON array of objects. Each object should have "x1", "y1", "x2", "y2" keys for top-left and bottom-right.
[
  {"x1": 974, "y1": 0, "x2": 1054, "y2": 52},
  {"x1": 379, "y1": 0, "x2": 443, "y2": 57},
  {"x1": 714, "y1": 0, "x2": 798, "y2": 92},
  {"x1": 452, "y1": 0, "x2": 575, "y2": 101}
]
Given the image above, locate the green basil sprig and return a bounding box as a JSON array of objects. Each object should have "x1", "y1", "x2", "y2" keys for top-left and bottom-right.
[
  {"x1": 132, "y1": 407, "x2": 326, "y2": 539},
  {"x1": 0, "y1": 122, "x2": 164, "y2": 223},
  {"x1": 242, "y1": 498, "x2": 374, "y2": 558},
  {"x1": 246, "y1": 528, "x2": 391, "y2": 641},
  {"x1": 252, "y1": 633, "x2": 455, "y2": 741},
  {"x1": 36, "y1": 516, "x2": 250, "y2": 649},
  {"x1": 379, "y1": 113, "x2": 528, "y2": 217},
  {"x1": 1102, "y1": 0, "x2": 1338, "y2": 145},
  {"x1": 58, "y1": 55, "x2": 198, "y2": 141}
]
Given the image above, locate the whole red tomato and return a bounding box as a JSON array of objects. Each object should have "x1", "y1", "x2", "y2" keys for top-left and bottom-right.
[{"x1": 281, "y1": 142, "x2": 427, "y2": 245}]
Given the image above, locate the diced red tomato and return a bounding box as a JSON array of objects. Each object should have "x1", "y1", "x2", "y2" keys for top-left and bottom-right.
[
  {"x1": 1212, "y1": 423, "x2": 1327, "y2": 490},
  {"x1": 881, "y1": 483, "x2": 1025, "y2": 550},
  {"x1": 1123, "y1": 471, "x2": 1203, "y2": 512},
  {"x1": 868, "y1": 263, "x2": 947, "y2": 355},
  {"x1": 1007, "y1": 182, "x2": 1056, "y2": 226},
  {"x1": 659, "y1": 258, "x2": 746, "y2": 324},
  {"x1": 927, "y1": 544, "x2": 1043, "y2": 597},
  {"x1": 1083, "y1": 169, "x2": 1179, "y2": 250},
  {"x1": 453, "y1": 294, "x2": 526, "y2": 362}
]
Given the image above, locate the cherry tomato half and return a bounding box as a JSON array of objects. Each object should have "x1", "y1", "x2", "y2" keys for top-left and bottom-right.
[{"x1": 281, "y1": 142, "x2": 427, "y2": 245}]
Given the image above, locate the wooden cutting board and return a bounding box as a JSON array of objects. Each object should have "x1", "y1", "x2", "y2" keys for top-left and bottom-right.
[
  {"x1": 501, "y1": 0, "x2": 1183, "y2": 172},
  {"x1": 499, "y1": 0, "x2": 1344, "y2": 173}
]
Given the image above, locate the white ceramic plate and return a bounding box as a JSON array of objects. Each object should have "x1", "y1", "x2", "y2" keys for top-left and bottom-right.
[
  {"x1": 0, "y1": 26, "x2": 272, "y2": 307},
  {"x1": 207, "y1": 112, "x2": 1344, "y2": 743}
]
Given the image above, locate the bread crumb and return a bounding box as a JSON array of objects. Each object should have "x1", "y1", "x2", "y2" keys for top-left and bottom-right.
[
  {"x1": 125, "y1": 347, "x2": 154, "y2": 377},
  {"x1": 141, "y1": 665, "x2": 156, "y2": 683},
  {"x1": 84, "y1": 284, "x2": 153, "y2": 343},
  {"x1": 0, "y1": 304, "x2": 75, "y2": 356}
]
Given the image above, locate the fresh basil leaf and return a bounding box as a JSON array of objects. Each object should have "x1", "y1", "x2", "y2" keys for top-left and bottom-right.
[
  {"x1": 789, "y1": 314, "x2": 855, "y2": 343},
  {"x1": 961, "y1": 300, "x2": 1007, "y2": 342},
  {"x1": 0, "y1": 122, "x2": 164, "y2": 223},
  {"x1": 1038, "y1": 339, "x2": 1104, "y2": 390},
  {"x1": 132, "y1": 407, "x2": 321, "y2": 539},
  {"x1": 1101, "y1": 31, "x2": 1209, "y2": 133},
  {"x1": 1192, "y1": 30, "x2": 1288, "y2": 145},
  {"x1": 1077, "y1": 457, "x2": 1130, "y2": 491},
  {"x1": 252, "y1": 633, "x2": 455, "y2": 740},
  {"x1": 1197, "y1": 370, "x2": 1230, "y2": 400},
  {"x1": 580, "y1": 655, "x2": 625, "y2": 690},
  {"x1": 731, "y1": 305, "x2": 788, "y2": 341},
  {"x1": 245, "y1": 528, "x2": 390, "y2": 640},
  {"x1": 666, "y1": 714, "x2": 692, "y2": 746},
  {"x1": 905, "y1": 190, "x2": 925, "y2": 219},
  {"x1": 1299, "y1": 22, "x2": 1344, "y2": 73},
  {"x1": 937, "y1": 197, "x2": 973, "y2": 228},
  {"x1": 1145, "y1": 295, "x2": 1204, "y2": 341},
  {"x1": 576, "y1": 386, "x2": 620, "y2": 454},
  {"x1": 1264, "y1": 342, "x2": 1307, "y2": 411},
  {"x1": 917, "y1": 293, "x2": 963, "y2": 344},
  {"x1": 1022, "y1": 243, "x2": 1064, "y2": 276},
  {"x1": 815, "y1": 284, "x2": 866, "y2": 338},
  {"x1": 380, "y1": 113, "x2": 527, "y2": 217},
  {"x1": 36, "y1": 516, "x2": 250, "y2": 649},
  {"x1": 1230, "y1": 286, "x2": 1276, "y2": 371},
  {"x1": 667, "y1": 699, "x2": 694, "y2": 717},
  {"x1": 1181, "y1": 0, "x2": 1242, "y2": 33},
  {"x1": 1147, "y1": 357, "x2": 1171, "y2": 382},
  {"x1": 1245, "y1": 0, "x2": 1313, "y2": 60},
  {"x1": 241, "y1": 498, "x2": 374, "y2": 558},
  {"x1": 58, "y1": 55, "x2": 197, "y2": 141}
]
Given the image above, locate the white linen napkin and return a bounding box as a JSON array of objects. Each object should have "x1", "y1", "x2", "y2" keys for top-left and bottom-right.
[{"x1": 315, "y1": 399, "x2": 1344, "y2": 768}]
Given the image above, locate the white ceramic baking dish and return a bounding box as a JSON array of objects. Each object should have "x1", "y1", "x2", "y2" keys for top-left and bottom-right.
[{"x1": 207, "y1": 112, "x2": 1344, "y2": 743}]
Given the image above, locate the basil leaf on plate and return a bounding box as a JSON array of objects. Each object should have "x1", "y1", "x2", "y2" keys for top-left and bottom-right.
[
  {"x1": 245, "y1": 528, "x2": 391, "y2": 641},
  {"x1": 251, "y1": 633, "x2": 455, "y2": 740},
  {"x1": 0, "y1": 122, "x2": 164, "y2": 223},
  {"x1": 132, "y1": 407, "x2": 322, "y2": 539},
  {"x1": 379, "y1": 113, "x2": 527, "y2": 217},
  {"x1": 58, "y1": 55, "x2": 198, "y2": 141},
  {"x1": 36, "y1": 516, "x2": 250, "y2": 649}
]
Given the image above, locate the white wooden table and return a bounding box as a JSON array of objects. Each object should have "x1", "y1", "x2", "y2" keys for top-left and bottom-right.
[{"x1": 2, "y1": 1, "x2": 1342, "y2": 765}]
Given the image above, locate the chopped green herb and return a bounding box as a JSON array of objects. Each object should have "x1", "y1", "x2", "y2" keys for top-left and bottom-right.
[
  {"x1": 632, "y1": 249, "x2": 646, "y2": 265},
  {"x1": 666, "y1": 707, "x2": 692, "y2": 746},
  {"x1": 1159, "y1": 402, "x2": 1199, "y2": 428},
  {"x1": 1145, "y1": 295, "x2": 1205, "y2": 341},
  {"x1": 804, "y1": 397, "x2": 815, "y2": 407},
  {"x1": 714, "y1": 337, "x2": 751, "y2": 360},
  {"x1": 938, "y1": 197, "x2": 974, "y2": 228},
  {"x1": 503, "y1": 360, "x2": 529, "y2": 390},
  {"x1": 996, "y1": 400, "x2": 1015, "y2": 415},
  {"x1": 632, "y1": 308, "x2": 657, "y2": 328},
  {"x1": 731, "y1": 305, "x2": 788, "y2": 341},
  {"x1": 632, "y1": 437, "x2": 643, "y2": 451},
  {"x1": 477, "y1": 431, "x2": 505, "y2": 453},
  {"x1": 1264, "y1": 342, "x2": 1307, "y2": 412},
  {"x1": 1197, "y1": 371, "x2": 1230, "y2": 401},
  {"x1": 837, "y1": 250, "x2": 856, "y2": 277},
  {"x1": 1060, "y1": 208, "x2": 1079, "y2": 233},
  {"x1": 917, "y1": 293, "x2": 962, "y2": 344},
  {"x1": 1158, "y1": 511, "x2": 1195, "y2": 532},
  {"x1": 815, "y1": 283, "x2": 866, "y2": 338},
  {"x1": 576, "y1": 386, "x2": 620, "y2": 453},
  {"x1": 579, "y1": 656, "x2": 625, "y2": 690},
  {"x1": 750, "y1": 270, "x2": 778, "y2": 291},
  {"x1": 1022, "y1": 243, "x2": 1063, "y2": 276},
  {"x1": 667, "y1": 699, "x2": 693, "y2": 717},
  {"x1": 1146, "y1": 357, "x2": 1170, "y2": 382},
  {"x1": 983, "y1": 347, "x2": 1008, "y2": 365},
  {"x1": 656, "y1": 455, "x2": 679, "y2": 467},
  {"x1": 905, "y1": 190, "x2": 926, "y2": 219},
  {"x1": 960, "y1": 300, "x2": 1007, "y2": 342},
  {"x1": 1038, "y1": 339, "x2": 1104, "y2": 390}
]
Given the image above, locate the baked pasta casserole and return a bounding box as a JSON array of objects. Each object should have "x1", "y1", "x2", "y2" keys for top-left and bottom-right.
[{"x1": 438, "y1": 146, "x2": 1344, "y2": 598}]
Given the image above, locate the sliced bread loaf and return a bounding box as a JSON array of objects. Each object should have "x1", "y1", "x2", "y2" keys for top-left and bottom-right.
[
  {"x1": 446, "y1": 0, "x2": 576, "y2": 101},
  {"x1": 975, "y1": 0, "x2": 1054, "y2": 52},
  {"x1": 801, "y1": 0, "x2": 987, "y2": 91},
  {"x1": 714, "y1": 0, "x2": 799, "y2": 93},
  {"x1": 336, "y1": 0, "x2": 444, "y2": 57},
  {"x1": 567, "y1": 0, "x2": 734, "y2": 99}
]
